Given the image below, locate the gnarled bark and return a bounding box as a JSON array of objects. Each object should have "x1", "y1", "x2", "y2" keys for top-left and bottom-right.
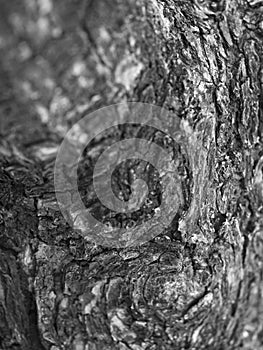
[{"x1": 0, "y1": 0, "x2": 263, "y2": 349}]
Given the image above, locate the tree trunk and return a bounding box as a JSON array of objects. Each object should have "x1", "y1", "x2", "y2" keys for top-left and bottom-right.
[{"x1": 0, "y1": 0, "x2": 263, "y2": 349}]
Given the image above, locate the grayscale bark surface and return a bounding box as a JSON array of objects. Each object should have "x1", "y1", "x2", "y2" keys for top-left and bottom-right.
[{"x1": 0, "y1": 0, "x2": 263, "y2": 349}]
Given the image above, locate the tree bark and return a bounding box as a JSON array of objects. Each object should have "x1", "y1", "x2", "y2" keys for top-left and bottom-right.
[{"x1": 0, "y1": 0, "x2": 263, "y2": 349}]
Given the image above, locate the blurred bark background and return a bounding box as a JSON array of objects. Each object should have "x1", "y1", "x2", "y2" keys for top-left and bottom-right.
[{"x1": 0, "y1": 0, "x2": 263, "y2": 349}]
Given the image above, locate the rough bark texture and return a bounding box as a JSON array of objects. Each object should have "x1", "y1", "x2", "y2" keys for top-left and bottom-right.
[{"x1": 0, "y1": 0, "x2": 263, "y2": 349}]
